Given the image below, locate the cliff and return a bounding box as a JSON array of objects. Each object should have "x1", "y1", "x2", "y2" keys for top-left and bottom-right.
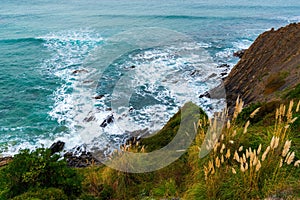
[{"x1": 225, "y1": 23, "x2": 300, "y2": 110}]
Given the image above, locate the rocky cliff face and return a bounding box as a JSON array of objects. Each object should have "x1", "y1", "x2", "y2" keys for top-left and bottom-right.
[{"x1": 225, "y1": 23, "x2": 300, "y2": 110}]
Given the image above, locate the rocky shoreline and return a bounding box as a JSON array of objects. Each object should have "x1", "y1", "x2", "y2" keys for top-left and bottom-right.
[{"x1": 4, "y1": 23, "x2": 299, "y2": 169}]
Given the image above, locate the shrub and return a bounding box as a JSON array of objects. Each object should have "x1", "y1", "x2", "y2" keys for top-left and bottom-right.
[
  {"x1": 2, "y1": 148, "x2": 82, "y2": 199},
  {"x1": 11, "y1": 188, "x2": 67, "y2": 200}
]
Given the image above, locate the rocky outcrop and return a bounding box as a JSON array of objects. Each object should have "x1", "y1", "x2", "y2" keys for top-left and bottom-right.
[
  {"x1": 233, "y1": 49, "x2": 247, "y2": 58},
  {"x1": 225, "y1": 23, "x2": 300, "y2": 111},
  {"x1": 64, "y1": 151, "x2": 102, "y2": 168},
  {"x1": 50, "y1": 141, "x2": 65, "y2": 154},
  {"x1": 0, "y1": 156, "x2": 13, "y2": 167}
]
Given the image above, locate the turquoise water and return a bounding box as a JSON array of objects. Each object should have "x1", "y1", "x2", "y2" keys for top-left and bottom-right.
[{"x1": 1, "y1": 0, "x2": 300, "y2": 155}]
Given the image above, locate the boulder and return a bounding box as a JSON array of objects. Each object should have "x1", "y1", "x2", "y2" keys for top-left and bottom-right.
[
  {"x1": 233, "y1": 49, "x2": 247, "y2": 58},
  {"x1": 199, "y1": 91, "x2": 211, "y2": 98},
  {"x1": 50, "y1": 141, "x2": 65, "y2": 154},
  {"x1": 100, "y1": 115, "x2": 114, "y2": 128},
  {"x1": 217, "y1": 64, "x2": 230, "y2": 68},
  {"x1": 64, "y1": 151, "x2": 102, "y2": 168},
  {"x1": 93, "y1": 94, "x2": 105, "y2": 100}
]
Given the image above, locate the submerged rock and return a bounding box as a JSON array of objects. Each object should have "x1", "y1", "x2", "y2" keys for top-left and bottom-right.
[
  {"x1": 72, "y1": 69, "x2": 88, "y2": 74},
  {"x1": 83, "y1": 115, "x2": 96, "y2": 122},
  {"x1": 93, "y1": 94, "x2": 105, "y2": 100}
]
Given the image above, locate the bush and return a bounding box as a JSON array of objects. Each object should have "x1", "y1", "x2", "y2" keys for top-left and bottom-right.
[
  {"x1": 2, "y1": 148, "x2": 82, "y2": 199},
  {"x1": 11, "y1": 188, "x2": 68, "y2": 200}
]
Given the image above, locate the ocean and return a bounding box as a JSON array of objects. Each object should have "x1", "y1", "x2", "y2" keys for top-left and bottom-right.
[{"x1": 1, "y1": 0, "x2": 300, "y2": 156}]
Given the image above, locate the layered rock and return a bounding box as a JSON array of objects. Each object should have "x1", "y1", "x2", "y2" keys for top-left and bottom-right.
[{"x1": 225, "y1": 23, "x2": 300, "y2": 111}]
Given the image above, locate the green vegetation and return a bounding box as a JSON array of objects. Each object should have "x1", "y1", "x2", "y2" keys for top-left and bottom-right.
[
  {"x1": 0, "y1": 99, "x2": 299, "y2": 199},
  {"x1": 264, "y1": 71, "x2": 289, "y2": 94},
  {"x1": 285, "y1": 83, "x2": 300, "y2": 100},
  {"x1": 0, "y1": 148, "x2": 82, "y2": 199},
  {"x1": 11, "y1": 188, "x2": 68, "y2": 200}
]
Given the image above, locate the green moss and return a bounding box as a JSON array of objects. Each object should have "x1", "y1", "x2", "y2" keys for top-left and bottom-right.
[
  {"x1": 284, "y1": 83, "x2": 300, "y2": 99},
  {"x1": 11, "y1": 188, "x2": 67, "y2": 200},
  {"x1": 264, "y1": 71, "x2": 289, "y2": 94},
  {"x1": 139, "y1": 102, "x2": 207, "y2": 152}
]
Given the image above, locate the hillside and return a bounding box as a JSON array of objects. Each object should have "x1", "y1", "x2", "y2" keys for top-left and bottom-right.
[{"x1": 225, "y1": 23, "x2": 300, "y2": 111}]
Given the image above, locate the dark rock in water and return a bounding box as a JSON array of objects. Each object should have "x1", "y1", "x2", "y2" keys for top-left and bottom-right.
[
  {"x1": 129, "y1": 107, "x2": 134, "y2": 112},
  {"x1": 83, "y1": 115, "x2": 96, "y2": 122},
  {"x1": 190, "y1": 70, "x2": 201, "y2": 76},
  {"x1": 0, "y1": 156, "x2": 13, "y2": 167},
  {"x1": 199, "y1": 91, "x2": 211, "y2": 98},
  {"x1": 100, "y1": 115, "x2": 114, "y2": 128},
  {"x1": 220, "y1": 72, "x2": 227, "y2": 77},
  {"x1": 207, "y1": 73, "x2": 218, "y2": 79},
  {"x1": 217, "y1": 64, "x2": 230, "y2": 68},
  {"x1": 83, "y1": 80, "x2": 93, "y2": 84},
  {"x1": 93, "y1": 94, "x2": 105, "y2": 100},
  {"x1": 72, "y1": 69, "x2": 88, "y2": 74},
  {"x1": 50, "y1": 141, "x2": 65, "y2": 154},
  {"x1": 233, "y1": 49, "x2": 247, "y2": 58}
]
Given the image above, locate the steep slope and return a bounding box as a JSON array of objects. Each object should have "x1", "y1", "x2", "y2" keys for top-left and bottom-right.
[{"x1": 225, "y1": 23, "x2": 300, "y2": 110}]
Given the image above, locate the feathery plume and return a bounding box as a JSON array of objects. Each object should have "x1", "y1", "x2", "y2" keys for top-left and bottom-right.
[
  {"x1": 240, "y1": 163, "x2": 245, "y2": 172},
  {"x1": 232, "y1": 130, "x2": 237, "y2": 137},
  {"x1": 255, "y1": 160, "x2": 261, "y2": 172},
  {"x1": 220, "y1": 144, "x2": 225, "y2": 154},
  {"x1": 290, "y1": 117, "x2": 298, "y2": 124},
  {"x1": 234, "y1": 150, "x2": 239, "y2": 162},
  {"x1": 227, "y1": 120, "x2": 231, "y2": 129},
  {"x1": 274, "y1": 137, "x2": 279, "y2": 149},
  {"x1": 250, "y1": 107, "x2": 260, "y2": 118},
  {"x1": 262, "y1": 146, "x2": 270, "y2": 161},
  {"x1": 239, "y1": 146, "x2": 243, "y2": 152},
  {"x1": 215, "y1": 156, "x2": 221, "y2": 168},
  {"x1": 296, "y1": 100, "x2": 300, "y2": 112},
  {"x1": 282, "y1": 140, "x2": 291, "y2": 157},
  {"x1": 243, "y1": 120, "x2": 250, "y2": 134},
  {"x1": 270, "y1": 136, "x2": 275, "y2": 149},
  {"x1": 257, "y1": 144, "x2": 262, "y2": 155},
  {"x1": 286, "y1": 100, "x2": 294, "y2": 122},
  {"x1": 286, "y1": 152, "x2": 295, "y2": 165},
  {"x1": 231, "y1": 167, "x2": 237, "y2": 174},
  {"x1": 279, "y1": 158, "x2": 283, "y2": 168},
  {"x1": 225, "y1": 149, "x2": 231, "y2": 159}
]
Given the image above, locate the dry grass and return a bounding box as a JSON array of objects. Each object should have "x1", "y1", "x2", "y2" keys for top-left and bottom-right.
[{"x1": 186, "y1": 98, "x2": 300, "y2": 199}]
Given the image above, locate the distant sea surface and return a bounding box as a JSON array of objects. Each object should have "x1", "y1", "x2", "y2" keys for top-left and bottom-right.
[{"x1": 1, "y1": 0, "x2": 300, "y2": 155}]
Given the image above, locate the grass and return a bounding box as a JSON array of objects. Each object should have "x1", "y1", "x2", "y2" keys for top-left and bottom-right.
[{"x1": 0, "y1": 99, "x2": 299, "y2": 199}]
